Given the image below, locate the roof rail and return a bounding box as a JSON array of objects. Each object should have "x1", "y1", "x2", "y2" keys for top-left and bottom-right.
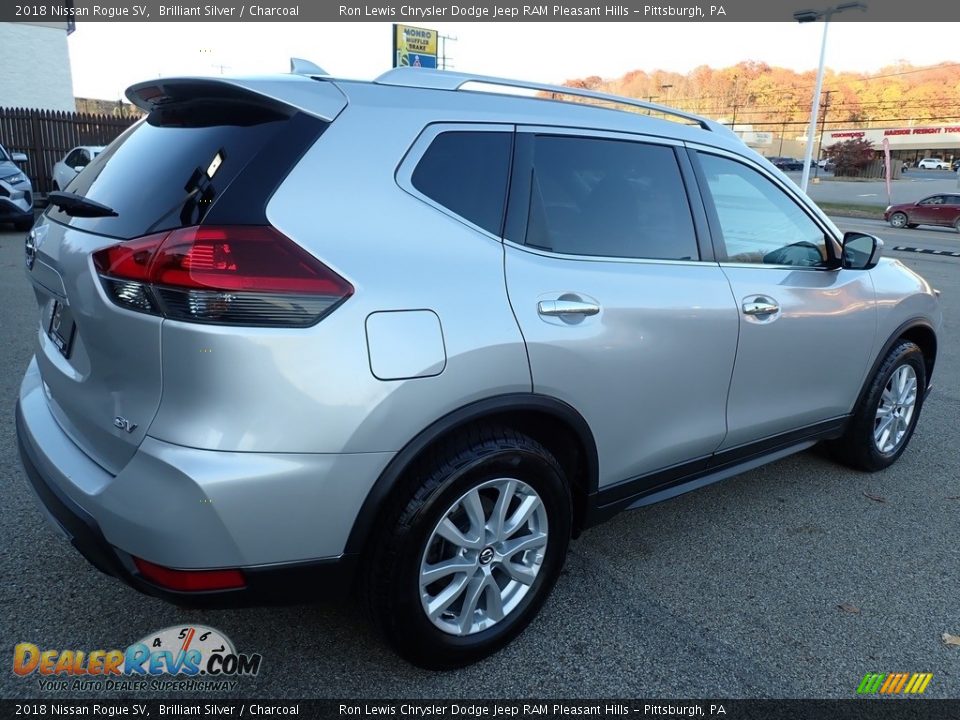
[
  {"x1": 374, "y1": 67, "x2": 730, "y2": 135},
  {"x1": 290, "y1": 58, "x2": 328, "y2": 76}
]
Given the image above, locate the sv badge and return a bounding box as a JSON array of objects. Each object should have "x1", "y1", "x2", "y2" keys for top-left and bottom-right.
[{"x1": 113, "y1": 416, "x2": 138, "y2": 434}]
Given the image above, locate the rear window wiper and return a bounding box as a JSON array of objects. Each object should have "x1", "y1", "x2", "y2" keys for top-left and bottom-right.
[{"x1": 47, "y1": 191, "x2": 118, "y2": 218}]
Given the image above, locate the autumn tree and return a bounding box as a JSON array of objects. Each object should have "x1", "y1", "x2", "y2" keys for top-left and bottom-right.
[
  {"x1": 562, "y1": 62, "x2": 960, "y2": 128},
  {"x1": 825, "y1": 139, "x2": 876, "y2": 177}
]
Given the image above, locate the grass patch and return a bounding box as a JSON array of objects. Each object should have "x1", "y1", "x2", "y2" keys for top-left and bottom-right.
[{"x1": 816, "y1": 201, "x2": 885, "y2": 220}]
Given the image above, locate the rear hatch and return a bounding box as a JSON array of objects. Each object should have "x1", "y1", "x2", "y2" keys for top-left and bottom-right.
[{"x1": 28, "y1": 77, "x2": 345, "y2": 474}]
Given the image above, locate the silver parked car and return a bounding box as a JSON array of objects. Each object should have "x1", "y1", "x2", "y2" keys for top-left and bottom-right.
[
  {"x1": 51, "y1": 145, "x2": 105, "y2": 191},
  {"x1": 16, "y1": 65, "x2": 942, "y2": 669}
]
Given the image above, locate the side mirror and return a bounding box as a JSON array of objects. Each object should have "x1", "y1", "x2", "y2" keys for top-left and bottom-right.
[
  {"x1": 73, "y1": 166, "x2": 85, "y2": 173},
  {"x1": 11, "y1": 152, "x2": 27, "y2": 163},
  {"x1": 842, "y1": 231, "x2": 883, "y2": 270}
]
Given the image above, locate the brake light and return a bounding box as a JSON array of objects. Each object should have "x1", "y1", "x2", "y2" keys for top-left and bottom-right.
[
  {"x1": 92, "y1": 226, "x2": 352, "y2": 327},
  {"x1": 133, "y1": 557, "x2": 246, "y2": 592}
]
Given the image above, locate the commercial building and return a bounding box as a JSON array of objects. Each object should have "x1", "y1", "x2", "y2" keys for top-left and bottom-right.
[
  {"x1": 0, "y1": 21, "x2": 75, "y2": 112},
  {"x1": 822, "y1": 124, "x2": 960, "y2": 166}
]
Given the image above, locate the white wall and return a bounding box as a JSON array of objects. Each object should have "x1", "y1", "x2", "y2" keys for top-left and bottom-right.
[{"x1": 0, "y1": 23, "x2": 75, "y2": 112}]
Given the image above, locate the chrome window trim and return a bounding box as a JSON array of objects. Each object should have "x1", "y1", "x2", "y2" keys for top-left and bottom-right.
[
  {"x1": 502, "y1": 237, "x2": 714, "y2": 267},
  {"x1": 718, "y1": 261, "x2": 839, "y2": 272}
]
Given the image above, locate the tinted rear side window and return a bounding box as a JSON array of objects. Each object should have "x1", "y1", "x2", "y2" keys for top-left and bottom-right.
[
  {"x1": 411, "y1": 131, "x2": 512, "y2": 235},
  {"x1": 520, "y1": 135, "x2": 699, "y2": 261},
  {"x1": 47, "y1": 100, "x2": 323, "y2": 239}
]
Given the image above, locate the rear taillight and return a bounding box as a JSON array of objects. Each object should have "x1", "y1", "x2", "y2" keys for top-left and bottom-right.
[{"x1": 92, "y1": 226, "x2": 352, "y2": 327}]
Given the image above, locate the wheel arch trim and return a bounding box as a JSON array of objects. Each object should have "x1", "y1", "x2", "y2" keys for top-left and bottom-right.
[
  {"x1": 343, "y1": 393, "x2": 598, "y2": 556},
  {"x1": 854, "y1": 317, "x2": 937, "y2": 414}
]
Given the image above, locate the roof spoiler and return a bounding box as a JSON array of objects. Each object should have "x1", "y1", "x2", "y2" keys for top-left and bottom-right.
[{"x1": 125, "y1": 76, "x2": 347, "y2": 122}]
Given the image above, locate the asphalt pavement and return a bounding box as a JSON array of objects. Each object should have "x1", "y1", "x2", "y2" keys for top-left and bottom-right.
[
  {"x1": 832, "y1": 216, "x2": 960, "y2": 255},
  {"x1": 792, "y1": 168, "x2": 960, "y2": 207},
  {"x1": 0, "y1": 223, "x2": 957, "y2": 700}
]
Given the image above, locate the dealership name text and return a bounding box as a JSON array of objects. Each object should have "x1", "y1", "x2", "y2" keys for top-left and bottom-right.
[{"x1": 338, "y1": 4, "x2": 725, "y2": 18}]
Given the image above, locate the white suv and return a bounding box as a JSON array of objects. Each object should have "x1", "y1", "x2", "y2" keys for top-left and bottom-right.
[{"x1": 917, "y1": 157, "x2": 950, "y2": 170}]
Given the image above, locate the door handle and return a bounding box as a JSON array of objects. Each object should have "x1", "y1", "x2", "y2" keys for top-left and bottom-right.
[
  {"x1": 538, "y1": 300, "x2": 601, "y2": 317},
  {"x1": 742, "y1": 298, "x2": 780, "y2": 316}
]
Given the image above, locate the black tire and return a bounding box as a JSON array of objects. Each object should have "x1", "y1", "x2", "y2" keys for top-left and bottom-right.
[
  {"x1": 889, "y1": 212, "x2": 908, "y2": 229},
  {"x1": 363, "y1": 425, "x2": 571, "y2": 669},
  {"x1": 832, "y1": 340, "x2": 926, "y2": 472},
  {"x1": 13, "y1": 216, "x2": 34, "y2": 232}
]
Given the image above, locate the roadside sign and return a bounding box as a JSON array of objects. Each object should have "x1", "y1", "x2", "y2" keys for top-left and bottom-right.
[{"x1": 393, "y1": 24, "x2": 438, "y2": 69}]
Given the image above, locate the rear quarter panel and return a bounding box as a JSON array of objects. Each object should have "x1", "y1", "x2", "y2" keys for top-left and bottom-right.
[{"x1": 146, "y1": 100, "x2": 531, "y2": 455}]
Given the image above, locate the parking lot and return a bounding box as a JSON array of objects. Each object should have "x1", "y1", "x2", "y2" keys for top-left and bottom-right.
[{"x1": 1, "y1": 220, "x2": 957, "y2": 699}]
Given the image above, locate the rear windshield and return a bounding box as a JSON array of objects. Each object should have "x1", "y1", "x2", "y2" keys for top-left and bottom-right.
[{"x1": 46, "y1": 100, "x2": 298, "y2": 239}]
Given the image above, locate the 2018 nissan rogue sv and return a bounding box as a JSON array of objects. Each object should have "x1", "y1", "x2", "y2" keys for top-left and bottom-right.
[{"x1": 16, "y1": 64, "x2": 941, "y2": 669}]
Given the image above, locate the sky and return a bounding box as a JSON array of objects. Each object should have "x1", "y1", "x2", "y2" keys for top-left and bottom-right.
[{"x1": 66, "y1": 22, "x2": 957, "y2": 101}]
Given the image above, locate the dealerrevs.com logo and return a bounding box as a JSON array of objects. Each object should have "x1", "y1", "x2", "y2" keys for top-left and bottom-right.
[{"x1": 13, "y1": 625, "x2": 262, "y2": 692}]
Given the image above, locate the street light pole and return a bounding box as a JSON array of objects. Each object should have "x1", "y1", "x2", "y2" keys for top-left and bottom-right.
[
  {"x1": 794, "y1": 2, "x2": 867, "y2": 192},
  {"x1": 799, "y1": 21, "x2": 828, "y2": 191}
]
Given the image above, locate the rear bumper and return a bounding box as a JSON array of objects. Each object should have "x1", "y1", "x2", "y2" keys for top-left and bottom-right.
[
  {"x1": 15, "y1": 358, "x2": 393, "y2": 606},
  {"x1": 17, "y1": 400, "x2": 359, "y2": 607}
]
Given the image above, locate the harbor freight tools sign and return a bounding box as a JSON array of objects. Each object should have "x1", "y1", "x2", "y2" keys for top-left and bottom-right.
[
  {"x1": 393, "y1": 23, "x2": 438, "y2": 68},
  {"x1": 13, "y1": 625, "x2": 262, "y2": 692}
]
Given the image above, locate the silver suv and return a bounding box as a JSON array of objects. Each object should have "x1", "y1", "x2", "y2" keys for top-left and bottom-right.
[
  {"x1": 0, "y1": 142, "x2": 34, "y2": 231},
  {"x1": 16, "y1": 66, "x2": 941, "y2": 669}
]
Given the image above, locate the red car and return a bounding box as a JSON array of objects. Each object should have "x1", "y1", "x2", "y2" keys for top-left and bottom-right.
[{"x1": 885, "y1": 194, "x2": 960, "y2": 232}]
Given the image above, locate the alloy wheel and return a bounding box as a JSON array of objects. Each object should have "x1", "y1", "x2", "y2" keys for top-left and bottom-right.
[
  {"x1": 874, "y1": 364, "x2": 918, "y2": 454},
  {"x1": 419, "y1": 478, "x2": 548, "y2": 636}
]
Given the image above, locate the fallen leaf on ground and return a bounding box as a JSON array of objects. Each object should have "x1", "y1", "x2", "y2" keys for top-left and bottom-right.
[
  {"x1": 838, "y1": 602, "x2": 861, "y2": 614},
  {"x1": 863, "y1": 492, "x2": 887, "y2": 503},
  {"x1": 943, "y1": 633, "x2": 960, "y2": 647}
]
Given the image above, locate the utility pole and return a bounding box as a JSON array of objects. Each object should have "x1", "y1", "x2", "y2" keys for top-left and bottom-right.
[
  {"x1": 438, "y1": 34, "x2": 457, "y2": 70},
  {"x1": 779, "y1": 117, "x2": 787, "y2": 155},
  {"x1": 814, "y1": 89, "x2": 835, "y2": 178},
  {"x1": 730, "y1": 75, "x2": 740, "y2": 134}
]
